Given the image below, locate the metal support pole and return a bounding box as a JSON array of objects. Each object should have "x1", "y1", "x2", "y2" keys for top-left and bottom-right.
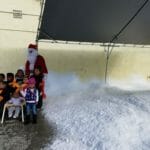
[
  {"x1": 105, "y1": 54, "x2": 109, "y2": 83},
  {"x1": 104, "y1": 0, "x2": 149, "y2": 83},
  {"x1": 36, "y1": 0, "x2": 47, "y2": 44},
  {"x1": 104, "y1": 43, "x2": 115, "y2": 83}
]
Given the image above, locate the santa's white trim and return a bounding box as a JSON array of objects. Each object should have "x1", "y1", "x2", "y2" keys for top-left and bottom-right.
[{"x1": 27, "y1": 47, "x2": 38, "y2": 71}]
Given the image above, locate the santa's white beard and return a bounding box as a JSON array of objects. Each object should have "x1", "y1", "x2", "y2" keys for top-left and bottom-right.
[{"x1": 27, "y1": 49, "x2": 38, "y2": 71}]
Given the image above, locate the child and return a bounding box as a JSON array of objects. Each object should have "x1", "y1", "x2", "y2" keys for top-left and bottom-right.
[
  {"x1": 6, "y1": 73, "x2": 16, "y2": 95},
  {"x1": 0, "y1": 81, "x2": 10, "y2": 118},
  {"x1": 6, "y1": 73, "x2": 14, "y2": 84},
  {"x1": 7, "y1": 91, "x2": 24, "y2": 119},
  {"x1": 20, "y1": 75, "x2": 28, "y2": 91},
  {"x1": 31, "y1": 66, "x2": 46, "y2": 109},
  {"x1": 21, "y1": 77, "x2": 39, "y2": 124},
  {"x1": 15, "y1": 69, "x2": 24, "y2": 85},
  {"x1": 0, "y1": 73, "x2": 5, "y2": 82}
]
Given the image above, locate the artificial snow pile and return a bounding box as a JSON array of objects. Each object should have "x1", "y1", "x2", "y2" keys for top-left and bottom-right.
[{"x1": 43, "y1": 72, "x2": 150, "y2": 150}]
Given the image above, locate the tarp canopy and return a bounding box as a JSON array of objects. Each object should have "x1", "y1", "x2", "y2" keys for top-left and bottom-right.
[{"x1": 38, "y1": 0, "x2": 150, "y2": 45}]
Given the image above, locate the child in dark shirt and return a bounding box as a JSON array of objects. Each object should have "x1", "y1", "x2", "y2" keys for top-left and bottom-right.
[
  {"x1": 15, "y1": 69, "x2": 24, "y2": 85},
  {"x1": 0, "y1": 73, "x2": 5, "y2": 82},
  {"x1": 6, "y1": 73, "x2": 16, "y2": 95},
  {"x1": 32, "y1": 66, "x2": 46, "y2": 109},
  {"x1": 0, "y1": 81, "x2": 11, "y2": 118}
]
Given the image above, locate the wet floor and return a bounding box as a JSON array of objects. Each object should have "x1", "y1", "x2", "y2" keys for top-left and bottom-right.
[{"x1": 0, "y1": 112, "x2": 56, "y2": 150}]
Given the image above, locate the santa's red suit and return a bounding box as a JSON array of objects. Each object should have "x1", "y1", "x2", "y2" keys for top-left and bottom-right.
[{"x1": 25, "y1": 44, "x2": 48, "y2": 77}]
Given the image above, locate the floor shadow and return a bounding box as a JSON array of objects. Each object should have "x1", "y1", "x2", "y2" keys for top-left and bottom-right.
[{"x1": 0, "y1": 112, "x2": 57, "y2": 150}]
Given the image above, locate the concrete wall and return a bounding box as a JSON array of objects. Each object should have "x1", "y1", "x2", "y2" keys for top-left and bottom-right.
[
  {"x1": 0, "y1": 0, "x2": 40, "y2": 73},
  {"x1": 0, "y1": 0, "x2": 40, "y2": 49},
  {"x1": 38, "y1": 42, "x2": 150, "y2": 81}
]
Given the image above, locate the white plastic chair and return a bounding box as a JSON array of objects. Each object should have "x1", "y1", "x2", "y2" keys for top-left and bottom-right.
[{"x1": 1, "y1": 101, "x2": 25, "y2": 124}]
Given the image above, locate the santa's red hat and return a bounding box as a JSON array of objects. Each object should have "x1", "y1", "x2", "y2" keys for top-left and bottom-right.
[{"x1": 28, "y1": 44, "x2": 38, "y2": 50}]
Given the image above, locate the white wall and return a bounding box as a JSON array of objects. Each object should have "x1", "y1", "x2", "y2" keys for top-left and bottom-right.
[
  {"x1": 0, "y1": 0, "x2": 40, "y2": 15},
  {"x1": 0, "y1": 0, "x2": 40, "y2": 73},
  {"x1": 0, "y1": 0, "x2": 40, "y2": 49},
  {"x1": 38, "y1": 42, "x2": 150, "y2": 81}
]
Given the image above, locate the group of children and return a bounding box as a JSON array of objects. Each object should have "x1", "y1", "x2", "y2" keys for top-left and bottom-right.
[{"x1": 0, "y1": 66, "x2": 46, "y2": 124}]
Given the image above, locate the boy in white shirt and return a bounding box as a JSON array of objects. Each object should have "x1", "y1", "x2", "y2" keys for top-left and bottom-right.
[{"x1": 8, "y1": 91, "x2": 24, "y2": 119}]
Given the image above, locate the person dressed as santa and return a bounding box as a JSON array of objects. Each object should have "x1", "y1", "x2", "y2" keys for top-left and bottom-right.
[
  {"x1": 25, "y1": 43, "x2": 48, "y2": 101},
  {"x1": 25, "y1": 43, "x2": 48, "y2": 78}
]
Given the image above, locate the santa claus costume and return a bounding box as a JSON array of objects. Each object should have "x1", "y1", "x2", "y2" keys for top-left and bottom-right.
[{"x1": 25, "y1": 44, "x2": 48, "y2": 78}]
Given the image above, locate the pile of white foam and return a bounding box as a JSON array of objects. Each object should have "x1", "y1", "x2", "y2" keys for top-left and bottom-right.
[{"x1": 42, "y1": 72, "x2": 150, "y2": 150}]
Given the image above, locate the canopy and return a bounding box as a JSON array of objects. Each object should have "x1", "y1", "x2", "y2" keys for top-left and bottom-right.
[{"x1": 38, "y1": 0, "x2": 150, "y2": 44}]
